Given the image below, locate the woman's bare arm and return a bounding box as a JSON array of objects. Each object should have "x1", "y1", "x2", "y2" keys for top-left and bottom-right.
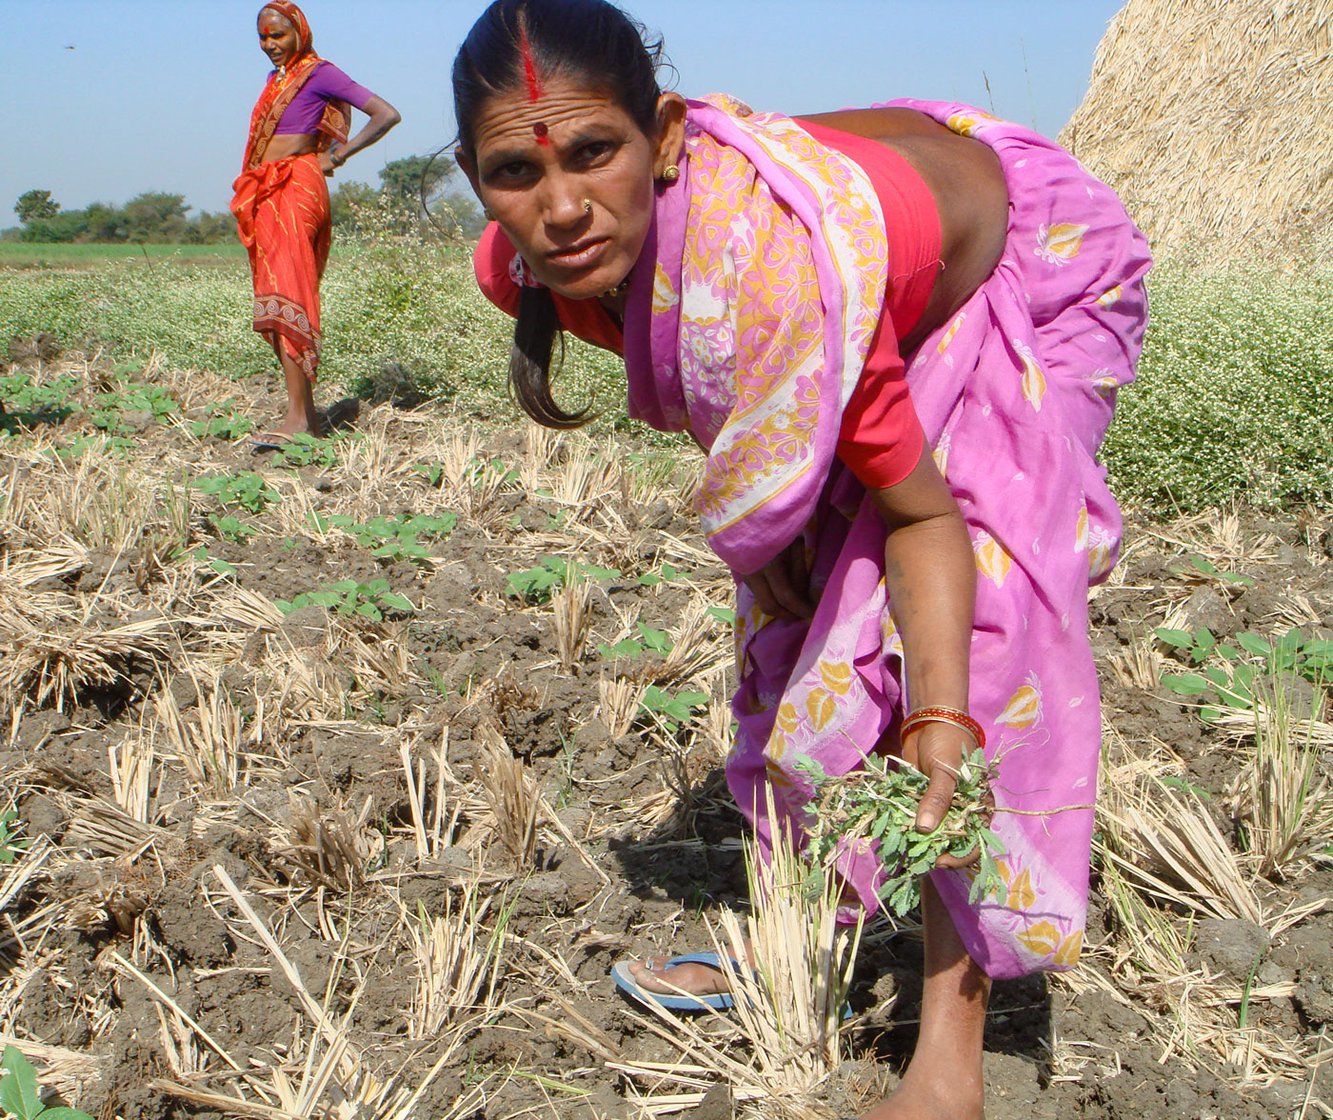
[
  {"x1": 868, "y1": 451, "x2": 977, "y2": 839},
  {"x1": 322, "y1": 95, "x2": 401, "y2": 172}
]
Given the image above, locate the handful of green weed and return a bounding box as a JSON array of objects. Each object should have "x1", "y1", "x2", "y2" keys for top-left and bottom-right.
[{"x1": 799, "y1": 750, "x2": 1005, "y2": 917}]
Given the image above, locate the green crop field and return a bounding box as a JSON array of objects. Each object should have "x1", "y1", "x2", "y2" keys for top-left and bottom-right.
[{"x1": 0, "y1": 240, "x2": 247, "y2": 269}]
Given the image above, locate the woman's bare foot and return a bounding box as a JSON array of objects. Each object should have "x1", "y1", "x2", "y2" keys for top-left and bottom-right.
[
  {"x1": 270, "y1": 335, "x2": 322, "y2": 439},
  {"x1": 853, "y1": 879, "x2": 988, "y2": 1120},
  {"x1": 857, "y1": 1059, "x2": 983, "y2": 1120},
  {"x1": 624, "y1": 954, "x2": 737, "y2": 999}
]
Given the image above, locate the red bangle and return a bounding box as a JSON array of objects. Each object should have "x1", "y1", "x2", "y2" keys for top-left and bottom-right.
[{"x1": 901, "y1": 706, "x2": 986, "y2": 750}]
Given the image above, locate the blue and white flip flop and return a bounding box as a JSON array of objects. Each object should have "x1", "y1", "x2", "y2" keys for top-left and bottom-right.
[{"x1": 611, "y1": 951, "x2": 740, "y2": 1012}]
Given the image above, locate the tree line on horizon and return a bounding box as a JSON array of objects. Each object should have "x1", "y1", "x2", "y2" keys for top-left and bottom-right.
[{"x1": 6, "y1": 154, "x2": 484, "y2": 245}]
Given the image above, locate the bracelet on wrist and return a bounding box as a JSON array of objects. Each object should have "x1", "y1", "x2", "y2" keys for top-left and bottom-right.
[
  {"x1": 330, "y1": 148, "x2": 346, "y2": 167},
  {"x1": 901, "y1": 705, "x2": 986, "y2": 750}
]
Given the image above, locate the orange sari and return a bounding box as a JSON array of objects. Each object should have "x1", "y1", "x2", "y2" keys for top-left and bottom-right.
[{"x1": 230, "y1": 2, "x2": 349, "y2": 380}]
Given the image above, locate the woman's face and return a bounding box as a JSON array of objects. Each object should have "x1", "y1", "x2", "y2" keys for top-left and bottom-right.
[
  {"x1": 460, "y1": 75, "x2": 674, "y2": 301},
  {"x1": 257, "y1": 10, "x2": 301, "y2": 69}
]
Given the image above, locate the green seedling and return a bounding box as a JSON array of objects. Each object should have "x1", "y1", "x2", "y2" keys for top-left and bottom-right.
[
  {"x1": 0, "y1": 810, "x2": 29, "y2": 865},
  {"x1": 191, "y1": 472, "x2": 279, "y2": 514},
  {"x1": 312, "y1": 511, "x2": 458, "y2": 563},
  {"x1": 209, "y1": 514, "x2": 255, "y2": 543},
  {"x1": 188, "y1": 401, "x2": 254, "y2": 440},
  {"x1": 800, "y1": 749, "x2": 1005, "y2": 918},
  {"x1": 51, "y1": 434, "x2": 135, "y2": 460},
  {"x1": 276, "y1": 578, "x2": 414, "y2": 621},
  {"x1": 176, "y1": 545, "x2": 238, "y2": 577},
  {"x1": 636, "y1": 562, "x2": 690, "y2": 587},
  {"x1": 1, "y1": 1045, "x2": 93, "y2": 1120},
  {"x1": 706, "y1": 606, "x2": 736, "y2": 625},
  {"x1": 0, "y1": 373, "x2": 79, "y2": 422},
  {"x1": 596, "y1": 621, "x2": 674, "y2": 660},
  {"x1": 637, "y1": 684, "x2": 710, "y2": 732},
  {"x1": 89, "y1": 381, "x2": 177, "y2": 433},
  {"x1": 464, "y1": 455, "x2": 519, "y2": 488},
  {"x1": 272, "y1": 431, "x2": 353, "y2": 469},
  {"x1": 1157, "y1": 625, "x2": 1331, "y2": 722},
  {"x1": 1167, "y1": 553, "x2": 1255, "y2": 588},
  {"x1": 412, "y1": 462, "x2": 445, "y2": 487},
  {"x1": 505, "y1": 556, "x2": 622, "y2": 604}
]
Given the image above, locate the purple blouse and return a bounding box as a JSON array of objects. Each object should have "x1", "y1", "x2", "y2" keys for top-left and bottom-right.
[{"x1": 273, "y1": 61, "x2": 376, "y2": 135}]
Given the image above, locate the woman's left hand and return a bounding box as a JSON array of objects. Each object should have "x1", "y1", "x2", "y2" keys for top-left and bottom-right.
[
  {"x1": 901, "y1": 723, "x2": 990, "y2": 869},
  {"x1": 318, "y1": 151, "x2": 337, "y2": 176}
]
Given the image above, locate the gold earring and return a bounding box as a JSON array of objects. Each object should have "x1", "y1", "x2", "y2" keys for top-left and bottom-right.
[
  {"x1": 583, "y1": 199, "x2": 593, "y2": 213},
  {"x1": 661, "y1": 165, "x2": 680, "y2": 183}
]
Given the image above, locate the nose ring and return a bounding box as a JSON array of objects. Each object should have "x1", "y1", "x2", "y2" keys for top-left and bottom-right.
[{"x1": 582, "y1": 199, "x2": 592, "y2": 214}]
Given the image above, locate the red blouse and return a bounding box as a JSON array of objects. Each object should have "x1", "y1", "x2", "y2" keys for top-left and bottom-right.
[{"x1": 473, "y1": 119, "x2": 941, "y2": 490}]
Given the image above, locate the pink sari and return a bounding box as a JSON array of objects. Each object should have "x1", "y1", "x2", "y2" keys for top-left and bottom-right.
[{"x1": 621, "y1": 98, "x2": 1150, "y2": 979}]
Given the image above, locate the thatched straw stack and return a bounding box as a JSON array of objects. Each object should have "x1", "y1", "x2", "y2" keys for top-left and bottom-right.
[{"x1": 1060, "y1": 0, "x2": 1333, "y2": 266}]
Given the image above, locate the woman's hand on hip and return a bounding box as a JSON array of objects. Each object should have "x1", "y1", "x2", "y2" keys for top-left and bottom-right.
[{"x1": 318, "y1": 151, "x2": 337, "y2": 177}]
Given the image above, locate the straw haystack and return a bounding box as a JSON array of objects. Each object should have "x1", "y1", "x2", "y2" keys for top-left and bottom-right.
[{"x1": 1060, "y1": 0, "x2": 1333, "y2": 265}]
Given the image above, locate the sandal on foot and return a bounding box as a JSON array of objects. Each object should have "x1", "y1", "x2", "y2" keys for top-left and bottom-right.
[
  {"x1": 611, "y1": 951, "x2": 740, "y2": 1012},
  {"x1": 249, "y1": 431, "x2": 292, "y2": 453}
]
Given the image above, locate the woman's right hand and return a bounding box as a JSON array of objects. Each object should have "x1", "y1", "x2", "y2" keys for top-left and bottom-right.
[{"x1": 742, "y1": 537, "x2": 815, "y2": 622}]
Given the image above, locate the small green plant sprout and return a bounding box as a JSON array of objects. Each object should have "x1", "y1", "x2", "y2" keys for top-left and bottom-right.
[
  {"x1": 1156, "y1": 625, "x2": 1331, "y2": 723},
  {"x1": 706, "y1": 605, "x2": 736, "y2": 626},
  {"x1": 637, "y1": 685, "x2": 710, "y2": 733},
  {"x1": 188, "y1": 400, "x2": 254, "y2": 441},
  {"x1": 50, "y1": 433, "x2": 135, "y2": 460},
  {"x1": 276, "y1": 578, "x2": 414, "y2": 621},
  {"x1": 1167, "y1": 553, "x2": 1255, "y2": 590},
  {"x1": 88, "y1": 381, "x2": 177, "y2": 433},
  {"x1": 505, "y1": 556, "x2": 621, "y2": 604},
  {"x1": 1, "y1": 1045, "x2": 93, "y2": 1120},
  {"x1": 799, "y1": 749, "x2": 1005, "y2": 918},
  {"x1": 0, "y1": 809, "x2": 30, "y2": 865},
  {"x1": 208, "y1": 514, "x2": 256, "y2": 543},
  {"x1": 311, "y1": 511, "x2": 458, "y2": 563},
  {"x1": 272, "y1": 430, "x2": 354, "y2": 469},
  {"x1": 190, "y1": 471, "x2": 280, "y2": 514},
  {"x1": 0, "y1": 372, "x2": 79, "y2": 424},
  {"x1": 596, "y1": 621, "x2": 674, "y2": 660},
  {"x1": 464, "y1": 455, "x2": 519, "y2": 489},
  {"x1": 635, "y1": 562, "x2": 690, "y2": 587},
  {"x1": 183, "y1": 545, "x2": 238, "y2": 578}
]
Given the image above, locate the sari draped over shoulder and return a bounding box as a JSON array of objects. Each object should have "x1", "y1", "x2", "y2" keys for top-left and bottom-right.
[
  {"x1": 230, "y1": 8, "x2": 348, "y2": 381},
  {"x1": 620, "y1": 97, "x2": 1150, "y2": 980}
]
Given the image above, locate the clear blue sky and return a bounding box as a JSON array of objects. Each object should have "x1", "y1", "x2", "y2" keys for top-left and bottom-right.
[{"x1": 3, "y1": 0, "x2": 1123, "y2": 220}]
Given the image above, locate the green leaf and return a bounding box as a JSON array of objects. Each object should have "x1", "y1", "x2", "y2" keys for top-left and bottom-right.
[
  {"x1": 39, "y1": 1108, "x2": 97, "y2": 1120},
  {"x1": 1162, "y1": 672, "x2": 1211, "y2": 695},
  {"x1": 2, "y1": 1046, "x2": 43, "y2": 1120},
  {"x1": 706, "y1": 606, "x2": 736, "y2": 625},
  {"x1": 1236, "y1": 632, "x2": 1271, "y2": 658},
  {"x1": 1154, "y1": 627, "x2": 1195, "y2": 650},
  {"x1": 378, "y1": 592, "x2": 415, "y2": 612},
  {"x1": 636, "y1": 623, "x2": 673, "y2": 654}
]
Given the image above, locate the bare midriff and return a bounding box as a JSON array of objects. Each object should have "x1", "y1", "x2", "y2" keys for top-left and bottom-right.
[
  {"x1": 261, "y1": 132, "x2": 319, "y2": 163},
  {"x1": 799, "y1": 108, "x2": 1010, "y2": 355}
]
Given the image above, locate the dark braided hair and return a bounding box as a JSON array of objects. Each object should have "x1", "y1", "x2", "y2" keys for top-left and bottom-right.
[{"x1": 452, "y1": 0, "x2": 665, "y2": 428}]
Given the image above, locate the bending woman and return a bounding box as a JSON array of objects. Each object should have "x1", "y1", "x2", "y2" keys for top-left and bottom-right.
[
  {"x1": 453, "y1": 2, "x2": 1149, "y2": 1116},
  {"x1": 231, "y1": 1, "x2": 400, "y2": 448}
]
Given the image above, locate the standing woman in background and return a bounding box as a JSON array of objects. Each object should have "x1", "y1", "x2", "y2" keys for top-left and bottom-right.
[{"x1": 230, "y1": 1, "x2": 400, "y2": 449}]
